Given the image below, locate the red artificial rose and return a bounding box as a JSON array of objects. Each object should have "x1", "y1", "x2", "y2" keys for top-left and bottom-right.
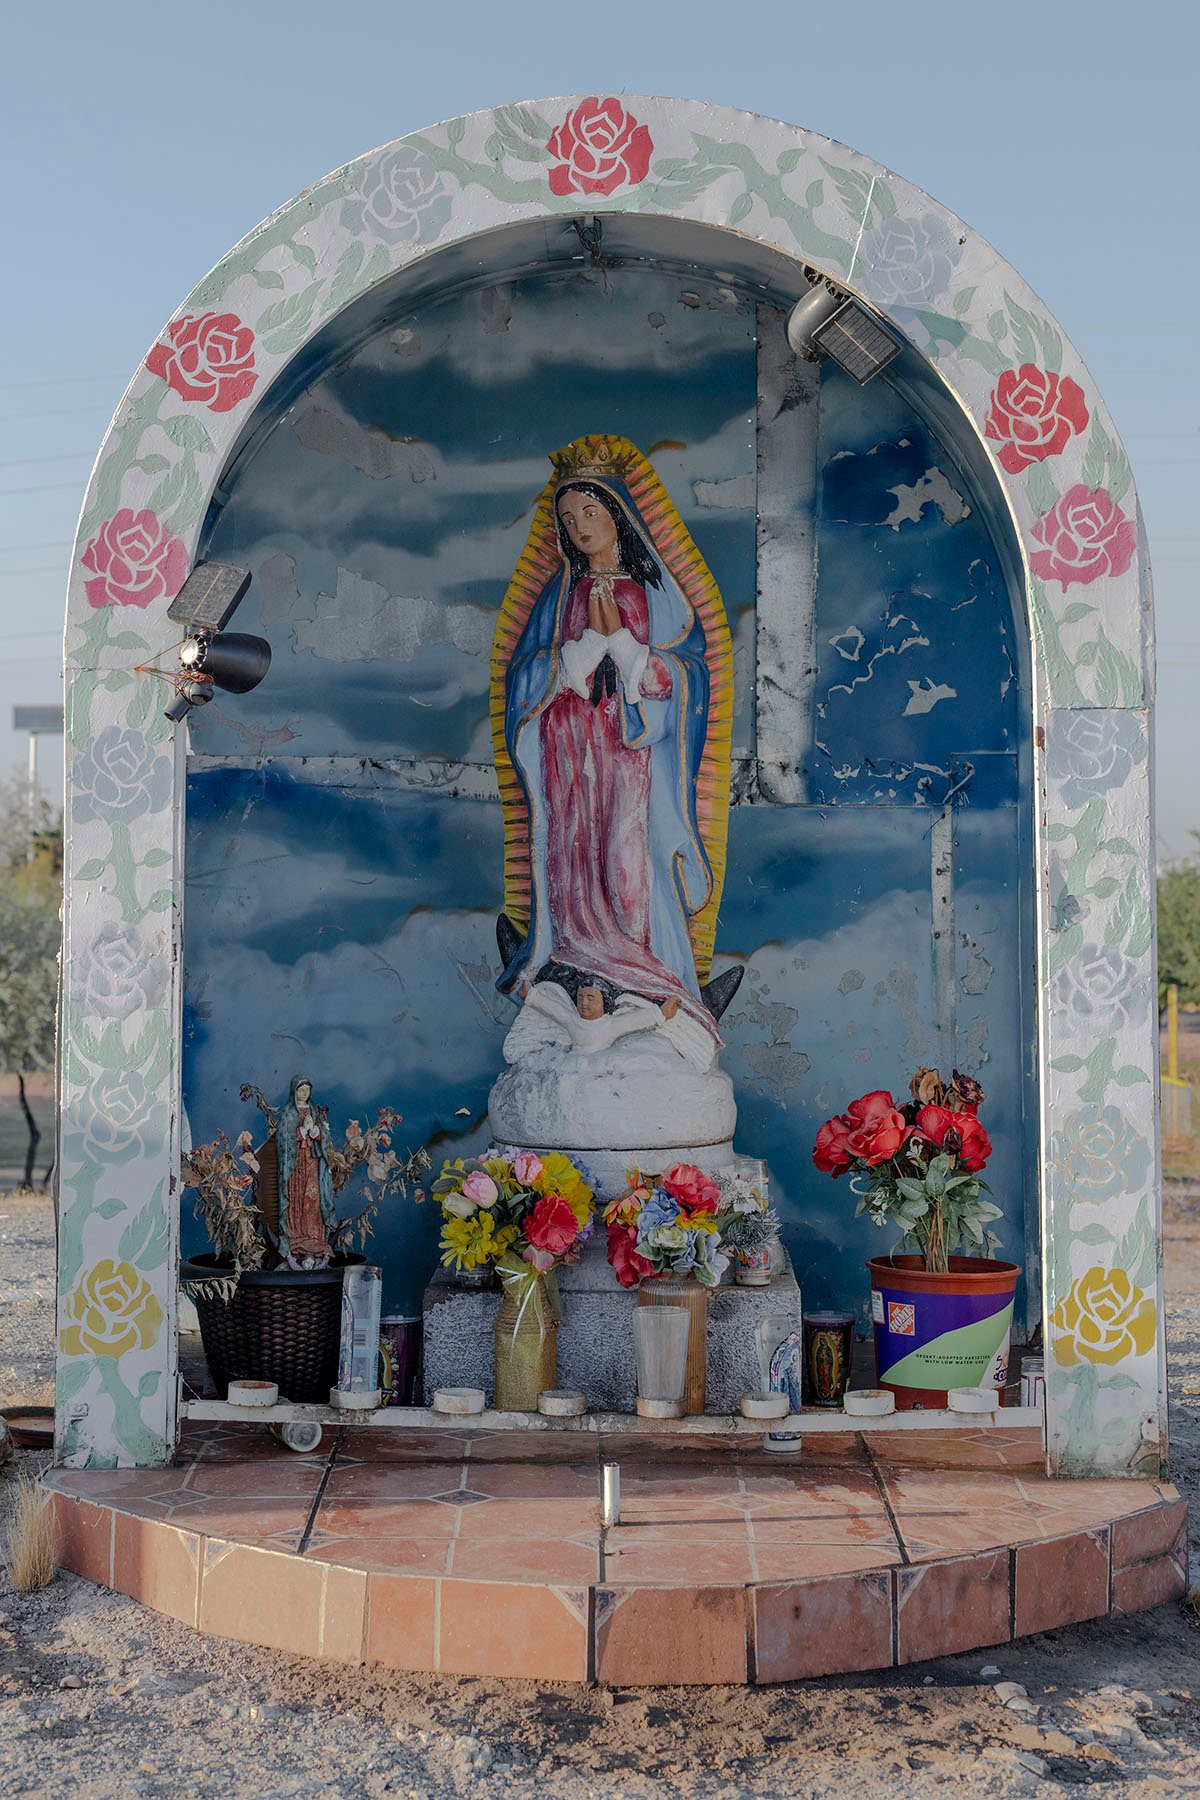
[
  {"x1": 1029, "y1": 484, "x2": 1136, "y2": 590},
  {"x1": 984, "y1": 364, "x2": 1089, "y2": 475},
  {"x1": 915, "y1": 1105, "x2": 992, "y2": 1173},
  {"x1": 525, "y1": 1192, "x2": 578, "y2": 1258},
  {"x1": 546, "y1": 96, "x2": 653, "y2": 199},
  {"x1": 950, "y1": 1110, "x2": 992, "y2": 1173},
  {"x1": 660, "y1": 1162, "x2": 721, "y2": 1214},
  {"x1": 842, "y1": 1091, "x2": 910, "y2": 1166},
  {"x1": 80, "y1": 507, "x2": 188, "y2": 610},
  {"x1": 607, "y1": 1223, "x2": 655, "y2": 1289},
  {"x1": 145, "y1": 311, "x2": 258, "y2": 414},
  {"x1": 813, "y1": 1114, "x2": 854, "y2": 1175}
]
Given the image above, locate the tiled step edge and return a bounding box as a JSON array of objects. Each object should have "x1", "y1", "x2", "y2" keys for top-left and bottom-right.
[{"x1": 48, "y1": 1489, "x2": 1187, "y2": 1686}]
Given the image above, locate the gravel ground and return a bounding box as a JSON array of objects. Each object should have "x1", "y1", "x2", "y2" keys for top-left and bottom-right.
[{"x1": 2, "y1": 1181, "x2": 1199, "y2": 1799}]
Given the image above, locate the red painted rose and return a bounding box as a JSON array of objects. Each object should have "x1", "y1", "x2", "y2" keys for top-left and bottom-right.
[
  {"x1": 842, "y1": 1091, "x2": 910, "y2": 1166},
  {"x1": 525, "y1": 1192, "x2": 578, "y2": 1257},
  {"x1": 984, "y1": 364, "x2": 1089, "y2": 474},
  {"x1": 546, "y1": 96, "x2": 653, "y2": 199},
  {"x1": 607, "y1": 1223, "x2": 655, "y2": 1289},
  {"x1": 80, "y1": 508, "x2": 188, "y2": 610},
  {"x1": 813, "y1": 1113, "x2": 855, "y2": 1176},
  {"x1": 661, "y1": 1162, "x2": 721, "y2": 1214},
  {"x1": 915, "y1": 1105, "x2": 992, "y2": 1173},
  {"x1": 1030, "y1": 484, "x2": 1136, "y2": 590},
  {"x1": 145, "y1": 312, "x2": 258, "y2": 413}
]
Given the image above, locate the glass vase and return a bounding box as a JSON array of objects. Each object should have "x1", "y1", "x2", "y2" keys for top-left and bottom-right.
[
  {"x1": 633, "y1": 1305, "x2": 690, "y2": 1417},
  {"x1": 493, "y1": 1288, "x2": 558, "y2": 1411},
  {"x1": 637, "y1": 1275, "x2": 709, "y2": 1414}
]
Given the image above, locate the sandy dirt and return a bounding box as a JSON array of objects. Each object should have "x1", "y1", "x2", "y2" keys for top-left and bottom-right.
[{"x1": 2, "y1": 1181, "x2": 1198, "y2": 1799}]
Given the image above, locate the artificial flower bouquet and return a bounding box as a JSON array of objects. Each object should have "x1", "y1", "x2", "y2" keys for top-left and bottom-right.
[
  {"x1": 604, "y1": 1161, "x2": 768, "y2": 1288},
  {"x1": 813, "y1": 1067, "x2": 1000, "y2": 1274},
  {"x1": 432, "y1": 1146, "x2": 594, "y2": 1317}
]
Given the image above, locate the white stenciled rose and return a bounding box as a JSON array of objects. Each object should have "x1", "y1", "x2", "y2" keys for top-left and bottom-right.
[
  {"x1": 858, "y1": 212, "x2": 961, "y2": 310},
  {"x1": 1052, "y1": 943, "x2": 1149, "y2": 1036},
  {"x1": 71, "y1": 727, "x2": 172, "y2": 829},
  {"x1": 1045, "y1": 711, "x2": 1147, "y2": 812},
  {"x1": 341, "y1": 146, "x2": 452, "y2": 248},
  {"x1": 66, "y1": 1071, "x2": 158, "y2": 1167},
  {"x1": 80, "y1": 923, "x2": 167, "y2": 1021}
]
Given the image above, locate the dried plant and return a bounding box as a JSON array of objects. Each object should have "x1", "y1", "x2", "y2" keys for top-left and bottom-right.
[
  {"x1": 4, "y1": 1474, "x2": 58, "y2": 1593},
  {"x1": 181, "y1": 1131, "x2": 264, "y2": 1278}
]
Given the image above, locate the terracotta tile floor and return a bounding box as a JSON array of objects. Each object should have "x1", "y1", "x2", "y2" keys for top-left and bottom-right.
[{"x1": 47, "y1": 1422, "x2": 1187, "y2": 1684}]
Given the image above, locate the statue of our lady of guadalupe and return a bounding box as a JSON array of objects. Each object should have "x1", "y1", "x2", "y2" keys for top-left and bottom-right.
[
  {"x1": 275, "y1": 1075, "x2": 338, "y2": 1266},
  {"x1": 488, "y1": 436, "x2": 740, "y2": 1176}
]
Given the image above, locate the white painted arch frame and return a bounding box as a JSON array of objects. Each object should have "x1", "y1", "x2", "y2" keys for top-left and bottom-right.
[{"x1": 57, "y1": 96, "x2": 1161, "y2": 1474}]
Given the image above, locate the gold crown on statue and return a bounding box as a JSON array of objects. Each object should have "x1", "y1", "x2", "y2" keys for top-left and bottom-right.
[{"x1": 550, "y1": 435, "x2": 637, "y2": 486}]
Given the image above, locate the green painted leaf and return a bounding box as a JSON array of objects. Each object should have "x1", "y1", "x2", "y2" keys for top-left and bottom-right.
[
  {"x1": 1024, "y1": 462, "x2": 1058, "y2": 517},
  {"x1": 135, "y1": 454, "x2": 170, "y2": 474},
  {"x1": 138, "y1": 1371, "x2": 162, "y2": 1399},
  {"x1": 446, "y1": 114, "x2": 467, "y2": 152},
  {"x1": 1091, "y1": 876, "x2": 1119, "y2": 899},
  {"x1": 776, "y1": 147, "x2": 805, "y2": 174},
  {"x1": 1073, "y1": 1222, "x2": 1115, "y2": 1245},
  {"x1": 989, "y1": 311, "x2": 1008, "y2": 341},
  {"x1": 952, "y1": 285, "x2": 977, "y2": 316},
  {"x1": 147, "y1": 454, "x2": 195, "y2": 520},
  {"x1": 805, "y1": 179, "x2": 824, "y2": 211},
  {"x1": 729, "y1": 191, "x2": 753, "y2": 226},
  {"x1": 1103, "y1": 836, "x2": 1138, "y2": 857},
  {"x1": 57, "y1": 1359, "x2": 93, "y2": 1405},
  {"x1": 251, "y1": 269, "x2": 285, "y2": 289},
  {"x1": 1115, "y1": 1065, "x2": 1150, "y2": 1087},
  {"x1": 256, "y1": 285, "x2": 320, "y2": 336},
  {"x1": 323, "y1": 241, "x2": 365, "y2": 317},
  {"x1": 95, "y1": 1198, "x2": 126, "y2": 1220},
  {"x1": 141, "y1": 847, "x2": 172, "y2": 868},
  {"x1": 1050, "y1": 1054, "x2": 1085, "y2": 1073},
  {"x1": 1080, "y1": 421, "x2": 1109, "y2": 490},
  {"x1": 75, "y1": 856, "x2": 107, "y2": 881},
  {"x1": 1003, "y1": 290, "x2": 1042, "y2": 366},
  {"x1": 1061, "y1": 602, "x2": 1097, "y2": 624},
  {"x1": 164, "y1": 413, "x2": 215, "y2": 455}
]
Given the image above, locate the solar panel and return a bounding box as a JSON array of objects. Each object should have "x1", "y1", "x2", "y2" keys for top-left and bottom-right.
[
  {"x1": 813, "y1": 303, "x2": 902, "y2": 384},
  {"x1": 166, "y1": 561, "x2": 252, "y2": 633}
]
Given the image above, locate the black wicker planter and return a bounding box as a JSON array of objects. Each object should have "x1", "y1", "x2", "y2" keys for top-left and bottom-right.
[{"x1": 181, "y1": 1255, "x2": 363, "y2": 1404}]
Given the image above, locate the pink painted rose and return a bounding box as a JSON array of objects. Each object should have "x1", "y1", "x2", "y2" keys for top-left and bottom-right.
[
  {"x1": 512, "y1": 1151, "x2": 543, "y2": 1186},
  {"x1": 80, "y1": 508, "x2": 187, "y2": 610},
  {"x1": 1030, "y1": 484, "x2": 1136, "y2": 590},
  {"x1": 461, "y1": 1170, "x2": 499, "y2": 1208},
  {"x1": 984, "y1": 364, "x2": 1089, "y2": 474},
  {"x1": 145, "y1": 311, "x2": 258, "y2": 413},
  {"x1": 546, "y1": 96, "x2": 653, "y2": 198}
]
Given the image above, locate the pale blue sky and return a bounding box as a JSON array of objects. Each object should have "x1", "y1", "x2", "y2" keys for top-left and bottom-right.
[{"x1": 2, "y1": 0, "x2": 1195, "y2": 852}]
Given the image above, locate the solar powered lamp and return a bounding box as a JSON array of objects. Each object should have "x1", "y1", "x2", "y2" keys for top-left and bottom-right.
[
  {"x1": 138, "y1": 559, "x2": 272, "y2": 723},
  {"x1": 786, "y1": 276, "x2": 902, "y2": 384}
]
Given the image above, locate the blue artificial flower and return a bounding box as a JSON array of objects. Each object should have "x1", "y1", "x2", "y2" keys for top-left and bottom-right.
[{"x1": 635, "y1": 1188, "x2": 681, "y2": 1243}]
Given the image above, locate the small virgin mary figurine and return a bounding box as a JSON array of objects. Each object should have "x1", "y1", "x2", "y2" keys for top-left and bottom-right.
[
  {"x1": 275, "y1": 1075, "x2": 338, "y2": 1266},
  {"x1": 490, "y1": 435, "x2": 734, "y2": 1040}
]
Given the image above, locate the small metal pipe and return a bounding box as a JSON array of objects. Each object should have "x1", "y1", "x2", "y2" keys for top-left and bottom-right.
[{"x1": 601, "y1": 1461, "x2": 620, "y2": 1526}]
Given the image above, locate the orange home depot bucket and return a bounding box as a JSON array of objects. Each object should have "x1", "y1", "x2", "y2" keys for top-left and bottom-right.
[{"x1": 867, "y1": 1255, "x2": 1020, "y2": 1410}]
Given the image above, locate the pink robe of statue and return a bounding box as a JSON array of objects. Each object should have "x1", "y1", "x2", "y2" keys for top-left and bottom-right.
[{"x1": 539, "y1": 573, "x2": 696, "y2": 1011}]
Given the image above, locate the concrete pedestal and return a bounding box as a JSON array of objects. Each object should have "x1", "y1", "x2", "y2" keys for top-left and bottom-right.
[{"x1": 422, "y1": 1233, "x2": 802, "y2": 1411}]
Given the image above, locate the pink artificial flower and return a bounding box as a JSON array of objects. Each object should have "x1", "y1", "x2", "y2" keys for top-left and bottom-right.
[
  {"x1": 522, "y1": 1246, "x2": 555, "y2": 1273},
  {"x1": 525, "y1": 1193, "x2": 578, "y2": 1257},
  {"x1": 461, "y1": 1170, "x2": 498, "y2": 1207},
  {"x1": 512, "y1": 1151, "x2": 543, "y2": 1186}
]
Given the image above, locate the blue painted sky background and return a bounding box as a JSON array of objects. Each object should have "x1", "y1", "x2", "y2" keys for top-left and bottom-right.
[{"x1": 1, "y1": 0, "x2": 1194, "y2": 853}]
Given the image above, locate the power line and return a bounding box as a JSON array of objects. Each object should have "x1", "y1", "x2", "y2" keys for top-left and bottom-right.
[
  {"x1": 0, "y1": 482, "x2": 84, "y2": 498},
  {"x1": 0, "y1": 452, "x2": 91, "y2": 470}
]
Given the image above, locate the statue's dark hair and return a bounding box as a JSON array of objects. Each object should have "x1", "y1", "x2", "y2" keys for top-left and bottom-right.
[
  {"x1": 533, "y1": 961, "x2": 620, "y2": 1014},
  {"x1": 555, "y1": 482, "x2": 663, "y2": 591}
]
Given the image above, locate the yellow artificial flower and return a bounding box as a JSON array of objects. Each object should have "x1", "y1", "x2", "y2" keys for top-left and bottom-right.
[
  {"x1": 1050, "y1": 1265, "x2": 1157, "y2": 1368},
  {"x1": 687, "y1": 1212, "x2": 721, "y2": 1234},
  {"x1": 439, "y1": 1210, "x2": 517, "y2": 1270},
  {"x1": 535, "y1": 1151, "x2": 593, "y2": 1226},
  {"x1": 59, "y1": 1259, "x2": 164, "y2": 1358}
]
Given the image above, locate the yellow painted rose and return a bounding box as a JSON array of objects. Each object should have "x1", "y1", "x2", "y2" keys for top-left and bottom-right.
[
  {"x1": 60, "y1": 1259, "x2": 164, "y2": 1358},
  {"x1": 1050, "y1": 1265, "x2": 1157, "y2": 1368}
]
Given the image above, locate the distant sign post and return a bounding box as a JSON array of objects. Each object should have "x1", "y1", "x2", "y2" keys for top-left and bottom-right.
[{"x1": 13, "y1": 705, "x2": 63, "y2": 864}]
